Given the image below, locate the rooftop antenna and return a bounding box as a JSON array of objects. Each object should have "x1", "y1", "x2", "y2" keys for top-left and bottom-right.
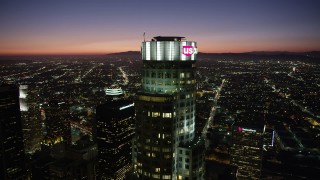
[{"x1": 143, "y1": 31, "x2": 145, "y2": 42}]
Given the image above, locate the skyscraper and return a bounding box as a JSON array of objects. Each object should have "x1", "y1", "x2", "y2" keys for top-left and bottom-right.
[
  {"x1": 42, "y1": 101, "x2": 71, "y2": 146},
  {"x1": 132, "y1": 36, "x2": 204, "y2": 179},
  {"x1": 0, "y1": 84, "x2": 26, "y2": 179},
  {"x1": 19, "y1": 85, "x2": 42, "y2": 154},
  {"x1": 230, "y1": 115, "x2": 265, "y2": 179},
  {"x1": 96, "y1": 99, "x2": 135, "y2": 179}
]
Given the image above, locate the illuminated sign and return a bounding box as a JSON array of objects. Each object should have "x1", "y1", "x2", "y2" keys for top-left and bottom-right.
[
  {"x1": 242, "y1": 128, "x2": 256, "y2": 132},
  {"x1": 119, "y1": 103, "x2": 134, "y2": 110},
  {"x1": 142, "y1": 41, "x2": 197, "y2": 60},
  {"x1": 237, "y1": 127, "x2": 256, "y2": 132},
  {"x1": 182, "y1": 46, "x2": 197, "y2": 56}
]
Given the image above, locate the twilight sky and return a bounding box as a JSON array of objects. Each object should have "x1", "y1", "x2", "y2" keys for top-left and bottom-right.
[{"x1": 0, "y1": 0, "x2": 320, "y2": 55}]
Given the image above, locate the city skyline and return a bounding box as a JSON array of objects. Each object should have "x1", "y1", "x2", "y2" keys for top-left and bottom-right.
[
  {"x1": 0, "y1": 48, "x2": 319, "y2": 179},
  {"x1": 1, "y1": 0, "x2": 320, "y2": 56}
]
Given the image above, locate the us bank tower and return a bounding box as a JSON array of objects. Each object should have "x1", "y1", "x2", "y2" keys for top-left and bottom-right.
[{"x1": 132, "y1": 36, "x2": 204, "y2": 180}]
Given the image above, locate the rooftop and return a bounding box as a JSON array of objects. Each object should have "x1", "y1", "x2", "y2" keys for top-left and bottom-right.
[
  {"x1": 179, "y1": 136, "x2": 205, "y2": 149},
  {"x1": 0, "y1": 84, "x2": 18, "y2": 93},
  {"x1": 152, "y1": 36, "x2": 185, "y2": 41},
  {"x1": 97, "y1": 99, "x2": 134, "y2": 110}
]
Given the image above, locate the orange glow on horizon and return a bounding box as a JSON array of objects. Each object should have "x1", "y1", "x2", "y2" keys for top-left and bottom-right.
[{"x1": 1, "y1": 39, "x2": 319, "y2": 56}]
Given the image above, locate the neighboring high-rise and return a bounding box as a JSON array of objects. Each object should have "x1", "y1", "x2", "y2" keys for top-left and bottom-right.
[
  {"x1": 19, "y1": 85, "x2": 42, "y2": 154},
  {"x1": 132, "y1": 36, "x2": 204, "y2": 179},
  {"x1": 230, "y1": 115, "x2": 265, "y2": 179},
  {"x1": 0, "y1": 84, "x2": 26, "y2": 179},
  {"x1": 96, "y1": 99, "x2": 135, "y2": 179},
  {"x1": 42, "y1": 101, "x2": 71, "y2": 146}
]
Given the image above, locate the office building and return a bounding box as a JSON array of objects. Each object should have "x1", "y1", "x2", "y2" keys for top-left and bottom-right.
[
  {"x1": 132, "y1": 36, "x2": 204, "y2": 179},
  {"x1": 230, "y1": 116, "x2": 265, "y2": 179},
  {"x1": 96, "y1": 100, "x2": 135, "y2": 179},
  {"x1": 0, "y1": 84, "x2": 26, "y2": 179}
]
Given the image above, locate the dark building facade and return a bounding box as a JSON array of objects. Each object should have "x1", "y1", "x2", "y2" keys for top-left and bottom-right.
[
  {"x1": 96, "y1": 100, "x2": 135, "y2": 179},
  {"x1": 0, "y1": 84, "x2": 26, "y2": 179},
  {"x1": 132, "y1": 36, "x2": 204, "y2": 179},
  {"x1": 42, "y1": 101, "x2": 71, "y2": 146},
  {"x1": 49, "y1": 137, "x2": 98, "y2": 180}
]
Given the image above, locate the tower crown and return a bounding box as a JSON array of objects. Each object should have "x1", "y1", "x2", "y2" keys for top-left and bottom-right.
[{"x1": 141, "y1": 36, "x2": 197, "y2": 61}]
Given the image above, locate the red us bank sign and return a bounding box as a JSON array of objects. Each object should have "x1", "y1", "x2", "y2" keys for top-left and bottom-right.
[{"x1": 182, "y1": 46, "x2": 197, "y2": 56}]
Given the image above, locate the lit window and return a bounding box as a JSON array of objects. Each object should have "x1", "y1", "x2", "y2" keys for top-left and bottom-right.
[
  {"x1": 163, "y1": 148, "x2": 170, "y2": 152},
  {"x1": 152, "y1": 174, "x2": 160, "y2": 179},
  {"x1": 155, "y1": 168, "x2": 160, "y2": 172},
  {"x1": 163, "y1": 175, "x2": 171, "y2": 179},
  {"x1": 163, "y1": 113, "x2": 172, "y2": 118},
  {"x1": 185, "y1": 170, "x2": 190, "y2": 175},
  {"x1": 152, "y1": 112, "x2": 160, "y2": 117}
]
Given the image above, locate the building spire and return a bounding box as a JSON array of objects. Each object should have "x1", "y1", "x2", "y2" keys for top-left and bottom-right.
[{"x1": 143, "y1": 32, "x2": 145, "y2": 42}]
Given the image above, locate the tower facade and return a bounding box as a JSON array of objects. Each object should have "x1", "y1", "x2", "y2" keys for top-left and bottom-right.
[
  {"x1": 0, "y1": 84, "x2": 26, "y2": 179},
  {"x1": 133, "y1": 36, "x2": 204, "y2": 179}
]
